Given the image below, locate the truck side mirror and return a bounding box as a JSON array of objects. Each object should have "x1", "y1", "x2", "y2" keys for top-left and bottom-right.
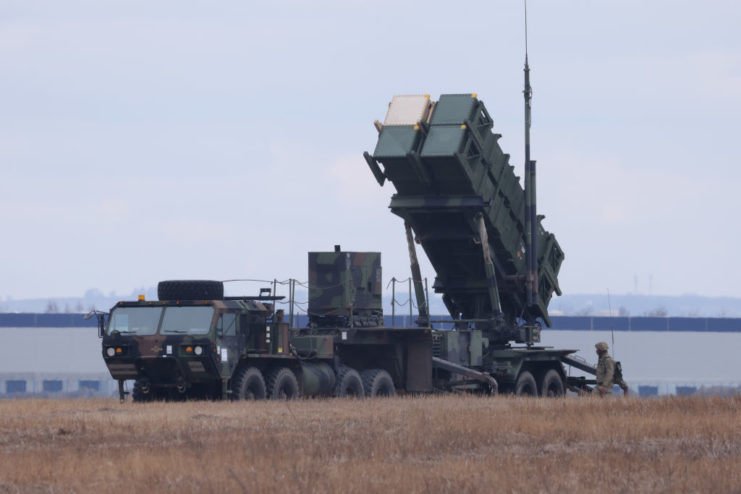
[
  {"x1": 98, "y1": 315, "x2": 105, "y2": 338},
  {"x1": 86, "y1": 311, "x2": 107, "y2": 338}
]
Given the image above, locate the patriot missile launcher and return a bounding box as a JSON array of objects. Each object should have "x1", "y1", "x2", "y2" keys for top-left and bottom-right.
[
  {"x1": 100, "y1": 51, "x2": 598, "y2": 400},
  {"x1": 362, "y1": 82, "x2": 592, "y2": 394}
]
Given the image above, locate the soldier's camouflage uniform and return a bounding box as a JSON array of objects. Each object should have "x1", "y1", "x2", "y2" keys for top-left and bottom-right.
[
  {"x1": 596, "y1": 352, "x2": 615, "y2": 396},
  {"x1": 595, "y1": 344, "x2": 629, "y2": 396}
]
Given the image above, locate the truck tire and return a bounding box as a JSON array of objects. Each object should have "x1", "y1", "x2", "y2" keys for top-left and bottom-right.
[
  {"x1": 333, "y1": 366, "x2": 365, "y2": 398},
  {"x1": 515, "y1": 371, "x2": 538, "y2": 397},
  {"x1": 539, "y1": 369, "x2": 565, "y2": 398},
  {"x1": 132, "y1": 380, "x2": 153, "y2": 402},
  {"x1": 266, "y1": 367, "x2": 300, "y2": 400},
  {"x1": 360, "y1": 369, "x2": 396, "y2": 398},
  {"x1": 232, "y1": 367, "x2": 266, "y2": 400},
  {"x1": 157, "y1": 280, "x2": 224, "y2": 301}
]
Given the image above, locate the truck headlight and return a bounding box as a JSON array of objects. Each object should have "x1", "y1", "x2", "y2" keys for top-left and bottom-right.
[
  {"x1": 106, "y1": 347, "x2": 115, "y2": 357},
  {"x1": 194, "y1": 345, "x2": 203, "y2": 356}
]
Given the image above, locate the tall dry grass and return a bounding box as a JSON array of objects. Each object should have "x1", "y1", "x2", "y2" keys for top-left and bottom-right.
[{"x1": 0, "y1": 395, "x2": 739, "y2": 493}]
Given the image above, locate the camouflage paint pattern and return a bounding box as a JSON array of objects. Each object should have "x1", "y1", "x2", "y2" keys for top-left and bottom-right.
[
  {"x1": 308, "y1": 250, "x2": 383, "y2": 328},
  {"x1": 298, "y1": 361, "x2": 336, "y2": 396},
  {"x1": 102, "y1": 298, "x2": 295, "y2": 398},
  {"x1": 103, "y1": 255, "x2": 435, "y2": 400},
  {"x1": 596, "y1": 352, "x2": 615, "y2": 389},
  {"x1": 431, "y1": 330, "x2": 484, "y2": 367},
  {"x1": 291, "y1": 335, "x2": 335, "y2": 359}
]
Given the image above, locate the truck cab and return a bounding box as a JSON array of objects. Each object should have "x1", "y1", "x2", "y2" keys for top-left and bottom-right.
[{"x1": 102, "y1": 293, "x2": 280, "y2": 401}]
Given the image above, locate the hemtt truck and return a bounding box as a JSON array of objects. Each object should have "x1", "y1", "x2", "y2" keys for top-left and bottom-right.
[
  {"x1": 101, "y1": 253, "x2": 434, "y2": 402},
  {"x1": 101, "y1": 86, "x2": 597, "y2": 401}
]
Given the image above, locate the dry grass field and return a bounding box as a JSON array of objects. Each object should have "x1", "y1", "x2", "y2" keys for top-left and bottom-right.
[{"x1": 0, "y1": 395, "x2": 739, "y2": 493}]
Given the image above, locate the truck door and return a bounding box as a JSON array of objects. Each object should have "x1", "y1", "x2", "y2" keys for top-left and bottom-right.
[
  {"x1": 217, "y1": 313, "x2": 238, "y2": 376},
  {"x1": 237, "y1": 314, "x2": 248, "y2": 354}
]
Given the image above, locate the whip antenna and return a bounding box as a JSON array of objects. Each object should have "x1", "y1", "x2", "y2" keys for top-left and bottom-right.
[
  {"x1": 523, "y1": 0, "x2": 538, "y2": 309},
  {"x1": 607, "y1": 289, "x2": 615, "y2": 358},
  {"x1": 524, "y1": 0, "x2": 529, "y2": 58}
]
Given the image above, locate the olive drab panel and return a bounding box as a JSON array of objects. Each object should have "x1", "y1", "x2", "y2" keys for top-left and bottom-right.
[
  {"x1": 307, "y1": 249, "x2": 383, "y2": 328},
  {"x1": 366, "y1": 94, "x2": 564, "y2": 343}
]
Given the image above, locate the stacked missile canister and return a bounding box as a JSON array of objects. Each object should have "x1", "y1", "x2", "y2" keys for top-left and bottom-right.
[{"x1": 364, "y1": 93, "x2": 563, "y2": 344}]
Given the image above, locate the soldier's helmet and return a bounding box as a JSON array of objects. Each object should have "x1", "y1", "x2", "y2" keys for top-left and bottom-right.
[{"x1": 595, "y1": 341, "x2": 609, "y2": 352}]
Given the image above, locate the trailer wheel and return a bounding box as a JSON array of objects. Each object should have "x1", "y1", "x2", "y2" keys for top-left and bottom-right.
[
  {"x1": 539, "y1": 369, "x2": 564, "y2": 398},
  {"x1": 232, "y1": 367, "x2": 266, "y2": 400},
  {"x1": 515, "y1": 371, "x2": 538, "y2": 397},
  {"x1": 266, "y1": 367, "x2": 300, "y2": 400},
  {"x1": 157, "y1": 280, "x2": 224, "y2": 301},
  {"x1": 333, "y1": 366, "x2": 365, "y2": 398},
  {"x1": 361, "y1": 369, "x2": 396, "y2": 398}
]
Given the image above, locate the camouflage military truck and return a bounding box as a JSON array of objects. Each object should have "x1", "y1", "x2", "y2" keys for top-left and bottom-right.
[
  {"x1": 100, "y1": 249, "x2": 435, "y2": 402},
  {"x1": 101, "y1": 282, "x2": 303, "y2": 402}
]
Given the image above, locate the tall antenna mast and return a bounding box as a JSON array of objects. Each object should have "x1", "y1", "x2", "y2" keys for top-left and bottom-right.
[
  {"x1": 523, "y1": 0, "x2": 538, "y2": 310},
  {"x1": 524, "y1": 0, "x2": 529, "y2": 58}
]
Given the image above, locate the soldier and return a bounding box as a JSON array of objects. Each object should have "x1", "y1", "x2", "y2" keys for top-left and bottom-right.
[{"x1": 595, "y1": 341, "x2": 629, "y2": 396}]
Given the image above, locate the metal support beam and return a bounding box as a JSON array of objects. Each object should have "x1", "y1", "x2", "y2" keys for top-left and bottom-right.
[
  {"x1": 432, "y1": 357, "x2": 498, "y2": 393},
  {"x1": 561, "y1": 355, "x2": 597, "y2": 375},
  {"x1": 404, "y1": 222, "x2": 429, "y2": 326},
  {"x1": 476, "y1": 213, "x2": 502, "y2": 315}
]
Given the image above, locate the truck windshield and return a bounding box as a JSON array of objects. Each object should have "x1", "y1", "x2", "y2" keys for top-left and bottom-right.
[
  {"x1": 161, "y1": 306, "x2": 214, "y2": 335},
  {"x1": 107, "y1": 307, "x2": 162, "y2": 335}
]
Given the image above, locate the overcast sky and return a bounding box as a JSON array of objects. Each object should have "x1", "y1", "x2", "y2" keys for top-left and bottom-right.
[{"x1": 1, "y1": 0, "x2": 740, "y2": 301}]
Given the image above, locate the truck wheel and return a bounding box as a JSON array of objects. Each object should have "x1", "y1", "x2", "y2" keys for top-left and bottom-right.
[
  {"x1": 232, "y1": 367, "x2": 266, "y2": 400},
  {"x1": 515, "y1": 371, "x2": 538, "y2": 397},
  {"x1": 361, "y1": 369, "x2": 396, "y2": 397},
  {"x1": 333, "y1": 366, "x2": 365, "y2": 398},
  {"x1": 132, "y1": 380, "x2": 153, "y2": 403},
  {"x1": 157, "y1": 280, "x2": 224, "y2": 301},
  {"x1": 539, "y1": 369, "x2": 564, "y2": 398},
  {"x1": 266, "y1": 367, "x2": 300, "y2": 400}
]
